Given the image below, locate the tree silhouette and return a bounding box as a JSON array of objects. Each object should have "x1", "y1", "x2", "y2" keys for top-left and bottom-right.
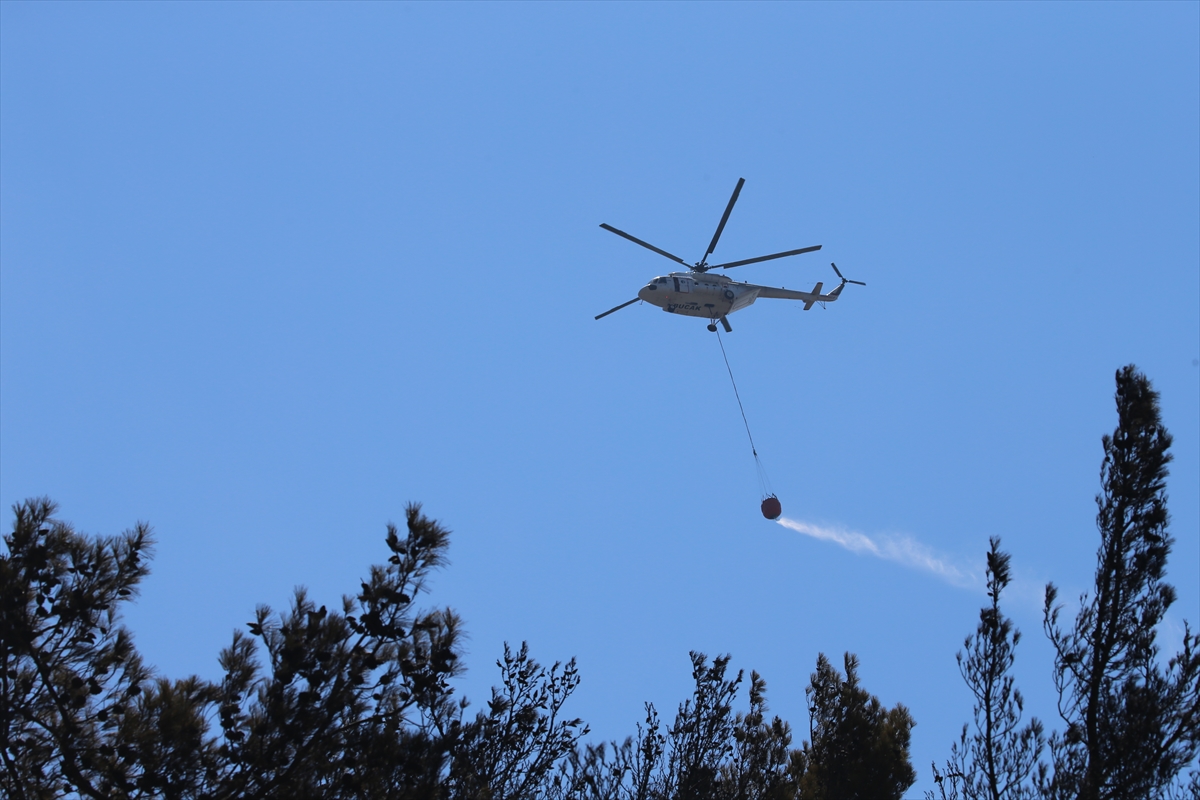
[
  {"x1": 797, "y1": 652, "x2": 916, "y2": 800},
  {"x1": 549, "y1": 649, "x2": 916, "y2": 800},
  {"x1": 210, "y1": 503, "x2": 467, "y2": 797},
  {"x1": 720, "y1": 669, "x2": 803, "y2": 800},
  {"x1": 447, "y1": 641, "x2": 589, "y2": 800},
  {"x1": 1040, "y1": 366, "x2": 1200, "y2": 799},
  {"x1": 0, "y1": 497, "x2": 170, "y2": 799},
  {"x1": 548, "y1": 652, "x2": 799, "y2": 800},
  {"x1": 3, "y1": 500, "x2": 914, "y2": 799},
  {"x1": 10, "y1": 364, "x2": 1198, "y2": 799},
  {"x1": 929, "y1": 538, "x2": 1044, "y2": 800},
  {"x1": 1, "y1": 501, "x2": 478, "y2": 799}
]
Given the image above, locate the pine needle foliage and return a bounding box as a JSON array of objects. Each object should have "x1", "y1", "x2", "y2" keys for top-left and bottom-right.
[
  {"x1": 550, "y1": 651, "x2": 913, "y2": 800},
  {"x1": 0, "y1": 497, "x2": 170, "y2": 800},
  {"x1": 547, "y1": 652, "x2": 803, "y2": 800},
  {"x1": 0, "y1": 501, "x2": 479, "y2": 799},
  {"x1": 798, "y1": 652, "x2": 916, "y2": 800},
  {"x1": 1040, "y1": 366, "x2": 1200, "y2": 799},
  {"x1": 447, "y1": 641, "x2": 589, "y2": 800},
  {"x1": 211, "y1": 502, "x2": 468, "y2": 798},
  {"x1": 3, "y1": 501, "x2": 916, "y2": 800},
  {"x1": 929, "y1": 538, "x2": 1045, "y2": 800}
]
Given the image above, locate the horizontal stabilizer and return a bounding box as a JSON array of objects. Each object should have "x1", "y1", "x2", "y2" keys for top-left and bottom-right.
[{"x1": 802, "y1": 282, "x2": 823, "y2": 311}]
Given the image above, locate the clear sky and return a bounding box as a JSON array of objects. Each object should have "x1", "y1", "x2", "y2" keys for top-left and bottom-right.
[{"x1": 2, "y1": 3, "x2": 1197, "y2": 795}]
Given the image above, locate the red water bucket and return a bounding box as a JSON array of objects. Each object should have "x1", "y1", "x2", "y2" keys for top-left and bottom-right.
[{"x1": 760, "y1": 495, "x2": 782, "y2": 520}]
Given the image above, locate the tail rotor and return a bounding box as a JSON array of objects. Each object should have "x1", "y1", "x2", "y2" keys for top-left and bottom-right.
[{"x1": 830, "y1": 262, "x2": 866, "y2": 288}]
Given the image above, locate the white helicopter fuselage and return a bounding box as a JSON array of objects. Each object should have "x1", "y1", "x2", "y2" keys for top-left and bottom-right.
[
  {"x1": 637, "y1": 272, "x2": 842, "y2": 319},
  {"x1": 594, "y1": 178, "x2": 864, "y2": 327}
]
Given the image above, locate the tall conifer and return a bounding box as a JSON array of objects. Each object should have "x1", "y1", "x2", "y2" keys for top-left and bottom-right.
[
  {"x1": 1041, "y1": 366, "x2": 1200, "y2": 799},
  {"x1": 798, "y1": 652, "x2": 916, "y2": 800},
  {"x1": 930, "y1": 538, "x2": 1044, "y2": 800}
]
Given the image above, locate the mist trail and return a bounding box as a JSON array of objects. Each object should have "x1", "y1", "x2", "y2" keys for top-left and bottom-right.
[{"x1": 775, "y1": 517, "x2": 980, "y2": 589}]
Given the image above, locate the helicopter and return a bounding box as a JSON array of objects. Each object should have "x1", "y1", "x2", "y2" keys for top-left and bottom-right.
[{"x1": 595, "y1": 178, "x2": 864, "y2": 332}]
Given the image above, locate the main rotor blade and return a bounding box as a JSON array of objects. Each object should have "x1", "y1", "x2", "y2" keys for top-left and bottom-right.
[
  {"x1": 712, "y1": 244, "x2": 822, "y2": 270},
  {"x1": 594, "y1": 298, "x2": 640, "y2": 320},
  {"x1": 705, "y1": 177, "x2": 745, "y2": 260},
  {"x1": 599, "y1": 224, "x2": 688, "y2": 266}
]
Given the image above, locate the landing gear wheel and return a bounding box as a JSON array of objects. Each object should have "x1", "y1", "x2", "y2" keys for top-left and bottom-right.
[{"x1": 707, "y1": 323, "x2": 718, "y2": 332}]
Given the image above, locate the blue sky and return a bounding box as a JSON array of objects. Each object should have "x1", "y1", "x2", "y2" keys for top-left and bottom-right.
[{"x1": 2, "y1": 3, "x2": 1197, "y2": 794}]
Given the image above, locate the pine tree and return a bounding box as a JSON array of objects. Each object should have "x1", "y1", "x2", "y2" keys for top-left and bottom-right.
[
  {"x1": 798, "y1": 652, "x2": 916, "y2": 800},
  {"x1": 1041, "y1": 365, "x2": 1200, "y2": 799},
  {"x1": 547, "y1": 653, "x2": 802, "y2": 800},
  {"x1": 1, "y1": 500, "x2": 474, "y2": 799},
  {"x1": 929, "y1": 538, "x2": 1044, "y2": 800},
  {"x1": 447, "y1": 641, "x2": 589, "y2": 800},
  {"x1": 3, "y1": 498, "x2": 920, "y2": 799},
  {"x1": 0, "y1": 497, "x2": 176, "y2": 799},
  {"x1": 205, "y1": 502, "x2": 470, "y2": 797},
  {"x1": 720, "y1": 670, "x2": 803, "y2": 800}
]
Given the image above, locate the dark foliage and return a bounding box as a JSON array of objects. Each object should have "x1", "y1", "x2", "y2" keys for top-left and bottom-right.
[
  {"x1": 3, "y1": 500, "x2": 915, "y2": 800},
  {"x1": 11, "y1": 364, "x2": 1197, "y2": 800},
  {"x1": 798, "y1": 652, "x2": 916, "y2": 800},
  {"x1": 550, "y1": 650, "x2": 912, "y2": 800},
  {"x1": 210, "y1": 503, "x2": 467, "y2": 798},
  {"x1": 447, "y1": 641, "x2": 589, "y2": 799},
  {"x1": 2, "y1": 501, "x2": 477, "y2": 799},
  {"x1": 546, "y1": 652, "x2": 802, "y2": 800},
  {"x1": 1042, "y1": 366, "x2": 1200, "y2": 799},
  {"x1": 0, "y1": 497, "x2": 166, "y2": 799},
  {"x1": 929, "y1": 538, "x2": 1044, "y2": 800}
]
